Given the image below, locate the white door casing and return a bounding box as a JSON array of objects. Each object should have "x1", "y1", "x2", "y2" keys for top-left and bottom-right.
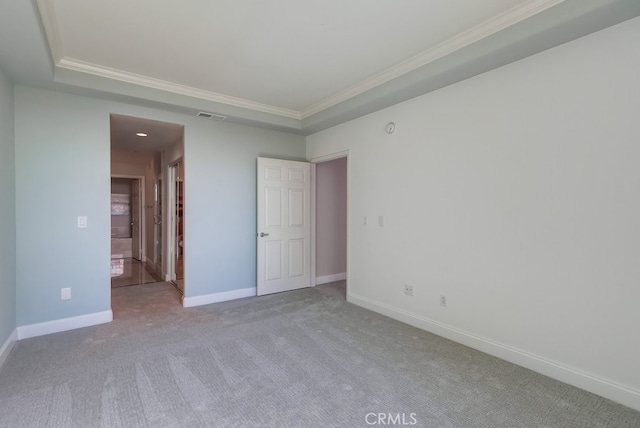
[
  {"x1": 153, "y1": 173, "x2": 162, "y2": 268},
  {"x1": 131, "y1": 179, "x2": 142, "y2": 261},
  {"x1": 257, "y1": 157, "x2": 311, "y2": 296},
  {"x1": 167, "y1": 164, "x2": 177, "y2": 282}
]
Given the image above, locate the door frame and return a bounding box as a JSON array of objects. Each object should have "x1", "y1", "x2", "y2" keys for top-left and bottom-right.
[
  {"x1": 256, "y1": 157, "x2": 312, "y2": 296},
  {"x1": 111, "y1": 174, "x2": 146, "y2": 261},
  {"x1": 166, "y1": 159, "x2": 184, "y2": 287},
  {"x1": 152, "y1": 172, "x2": 163, "y2": 270},
  {"x1": 309, "y1": 150, "x2": 350, "y2": 294}
]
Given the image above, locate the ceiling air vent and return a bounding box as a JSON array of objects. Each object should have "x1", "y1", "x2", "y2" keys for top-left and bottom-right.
[{"x1": 197, "y1": 111, "x2": 228, "y2": 121}]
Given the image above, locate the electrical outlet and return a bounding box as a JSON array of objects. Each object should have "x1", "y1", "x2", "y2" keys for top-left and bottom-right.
[
  {"x1": 440, "y1": 293, "x2": 447, "y2": 307},
  {"x1": 61, "y1": 287, "x2": 71, "y2": 300},
  {"x1": 404, "y1": 284, "x2": 413, "y2": 296}
]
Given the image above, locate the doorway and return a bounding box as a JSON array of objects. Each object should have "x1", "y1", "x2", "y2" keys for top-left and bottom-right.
[
  {"x1": 110, "y1": 176, "x2": 162, "y2": 287},
  {"x1": 256, "y1": 158, "x2": 311, "y2": 296},
  {"x1": 109, "y1": 113, "x2": 184, "y2": 301},
  {"x1": 255, "y1": 154, "x2": 349, "y2": 298},
  {"x1": 313, "y1": 153, "x2": 348, "y2": 298}
]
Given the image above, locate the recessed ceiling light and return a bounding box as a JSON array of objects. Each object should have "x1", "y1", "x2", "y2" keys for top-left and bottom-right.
[{"x1": 136, "y1": 132, "x2": 148, "y2": 137}]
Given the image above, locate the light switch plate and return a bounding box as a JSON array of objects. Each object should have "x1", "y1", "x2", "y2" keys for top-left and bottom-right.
[{"x1": 77, "y1": 216, "x2": 87, "y2": 228}]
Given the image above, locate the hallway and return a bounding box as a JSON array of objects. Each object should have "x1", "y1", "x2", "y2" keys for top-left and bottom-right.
[{"x1": 110, "y1": 258, "x2": 163, "y2": 288}]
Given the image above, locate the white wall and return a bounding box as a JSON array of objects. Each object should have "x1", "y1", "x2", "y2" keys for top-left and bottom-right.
[
  {"x1": 0, "y1": 65, "x2": 16, "y2": 355},
  {"x1": 307, "y1": 17, "x2": 640, "y2": 410},
  {"x1": 316, "y1": 157, "x2": 347, "y2": 280}
]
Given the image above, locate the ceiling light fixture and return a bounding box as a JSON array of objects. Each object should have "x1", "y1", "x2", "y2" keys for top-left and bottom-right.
[{"x1": 136, "y1": 132, "x2": 148, "y2": 137}]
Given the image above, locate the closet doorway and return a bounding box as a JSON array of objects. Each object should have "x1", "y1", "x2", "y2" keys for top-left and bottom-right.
[{"x1": 312, "y1": 153, "x2": 348, "y2": 299}]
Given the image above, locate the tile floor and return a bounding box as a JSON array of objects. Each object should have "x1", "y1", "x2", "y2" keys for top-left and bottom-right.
[{"x1": 110, "y1": 257, "x2": 163, "y2": 288}]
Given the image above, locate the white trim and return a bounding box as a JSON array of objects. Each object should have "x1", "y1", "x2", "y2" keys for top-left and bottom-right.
[
  {"x1": 300, "y1": 0, "x2": 565, "y2": 118},
  {"x1": 167, "y1": 162, "x2": 181, "y2": 284},
  {"x1": 0, "y1": 329, "x2": 18, "y2": 368},
  {"x1": 35, "y1": 0, "x2": 63, "y2": 64},
  {"x1": 38, "y1": 0, "x2": 561, "y2": 121},
  {"x1": 309, "y1": 151, "x2": 351, "y2": 165},
  {"x1": 310, "y1": 150, "x2": 351, "y2": 297},
  {"x1": 16, "y1": 310, "x2": 113, "y2": 340},
  {"x1": 56, "y1": 57, "x2": 302, "y2": 120},
  {"x1": 316, "y1": 272, "x2": 347, "y2": 285},
  {"x1": 182, "y1": 287, "x2": 256, "y2": 308},
  {"x1": 310, "y1": 162, "x2": 317, "y2": 286},
  {"x1": 348, "y1": 292, "x2": 640, "y2": 412}
]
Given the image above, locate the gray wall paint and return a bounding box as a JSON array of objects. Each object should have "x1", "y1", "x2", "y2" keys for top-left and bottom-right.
[
  {"x1": 307, "y1": 17, "x2": 640, "y2": 405},
  {"x1": 316, "y1": 157, "x2": 347, "y2": 277},
  {"x1": 15, "y1": 86, "x2": 112, "y2": 326},
  {"x1": 14, "y1": 85, "x2": 305, "y2": 326},
  {"x1": 0, "y1": 66, "x2": 16, "y2": 344},
  {"x1": 183, "y1": 120, "x2": 306, "y2": 297}
]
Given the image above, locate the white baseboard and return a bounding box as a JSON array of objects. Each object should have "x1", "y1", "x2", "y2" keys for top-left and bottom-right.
[
  {"x1": 17, "y1": 310, "x2": 113, "y2": 340},
  {"x1": 348, "y1": 292, "x2": 640, "y2": 412},
  {"x1": 0, "y1": 329, "x2": 18, "y2": 368},
  {"x1": 316, "y1": 272, "x2": 347, "y2": 285},
  {"x1": 182, "y1": 287, "x2": 256, "y2": 308}
]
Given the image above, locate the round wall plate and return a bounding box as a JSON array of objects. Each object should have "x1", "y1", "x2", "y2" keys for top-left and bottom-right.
[{"x1": 385, "y1": 122, "x2": 396, "y2": 134}]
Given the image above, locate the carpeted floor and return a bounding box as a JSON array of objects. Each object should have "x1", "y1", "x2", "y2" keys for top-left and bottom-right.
[{"x1": 0, "y1": 281, "x2": 638, "y2": 427}]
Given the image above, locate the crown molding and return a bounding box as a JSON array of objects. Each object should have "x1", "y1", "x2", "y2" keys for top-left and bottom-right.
[
  {"x1": 36, "y1": 0, "x2": 63, "y2": 64},
  {"x1": 56, "y1": 57, "x2": 302, "y2": 120},
  {"x1": 37, "y1": 0, "x2": 563, "y2": 123},
  {"x1": 36, "y1": 0, "x2": 301, "y2": 119},
  {"x1": 299, "y1": 0, "x2": 565, "y2": 119}
]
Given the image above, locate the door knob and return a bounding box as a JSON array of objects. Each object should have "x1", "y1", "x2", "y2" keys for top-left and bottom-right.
[{"x1": 259, "y1": 232, "x2": 269, "y2": 237}]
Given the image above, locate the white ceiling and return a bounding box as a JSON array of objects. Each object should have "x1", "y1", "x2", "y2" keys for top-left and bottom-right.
[
  {"x1": 1, "y1": 0, "x2": 639, "y2": 139},
  {"x1": 43, "y1": 0, "x2": 531, "y2": 114},
  {"x1": 110, "y1": 114, "x2": 184, "y2": 156}
]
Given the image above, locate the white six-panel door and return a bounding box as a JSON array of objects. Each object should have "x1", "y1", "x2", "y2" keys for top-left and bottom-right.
[{"x1": 257, "y1": 157, "x2": 311, "y2": 296}]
